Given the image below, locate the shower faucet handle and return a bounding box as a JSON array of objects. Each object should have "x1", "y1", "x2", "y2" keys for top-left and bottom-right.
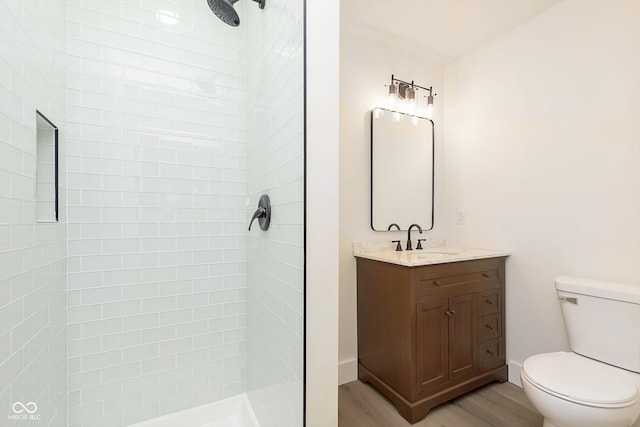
[
  {"x1": 248, "y1": 207, "x2": 266, "y2": 231},
  {"x1": 248, "y1": 194, "x2": 271, "y2": 231}
]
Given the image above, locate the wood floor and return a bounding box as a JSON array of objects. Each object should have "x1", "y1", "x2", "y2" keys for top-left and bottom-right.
[
  {"x1": 339, "y1": 380, "x2": 542, "y2": 427},
  {"x1": 340, "y1": 379, "x2": 640, "y2": 427}
]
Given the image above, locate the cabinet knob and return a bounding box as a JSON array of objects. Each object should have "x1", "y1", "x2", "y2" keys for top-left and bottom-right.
[
  {"x1": 485, "y1": 324, "x2": 494, "y2": 330},
  {"x1": 433, "y1": 280, "x2": 441, "y2": 286},
  {"x1": 444, "y1": 309, "x2": 456, "y2": 316},
  {"x1": 482, "y1": 272, "x2": 490, "y2": 278},
  {"x1": 485, "y1": 299, "x2": 494, "y2": 305},
  {"x1": 486, "y1": 349, "x2": 495, "y2": 356}
]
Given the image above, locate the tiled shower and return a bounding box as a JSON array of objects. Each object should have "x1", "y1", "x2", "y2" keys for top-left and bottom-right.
[{"x1": 0, "y1": 0, "x2": 304, "y2": 426}]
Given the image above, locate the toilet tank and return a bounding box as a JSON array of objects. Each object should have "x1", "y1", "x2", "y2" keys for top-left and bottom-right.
[{"x1": 555, "y1": 276, "x2": 640, "y2": 373}]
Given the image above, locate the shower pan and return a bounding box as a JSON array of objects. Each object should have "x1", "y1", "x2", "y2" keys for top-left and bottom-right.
[{"x1": 0, "y1": 0, "x2": 305, "y2": 426}]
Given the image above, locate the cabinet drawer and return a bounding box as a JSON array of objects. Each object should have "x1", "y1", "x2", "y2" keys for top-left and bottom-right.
[
  {"x1": 418, "y1": 269, "x2": 498, "y2": 293},
  {"x1": 479, "y1": 290, "x2": 500, "y2": 316},
  {"x1": 478, "y1": 314, "x2": 501, "y2": 342},
  {"x1": 478, "y1": 340, "x2": 504, "y2": 370}
]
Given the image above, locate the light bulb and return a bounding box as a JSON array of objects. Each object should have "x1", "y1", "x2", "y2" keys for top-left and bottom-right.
[
  {"x1": 407, "y1": 88, "x2": 416, "y2": 114},
  {"x1": 426, "y1": 94, "x2": 434, "y2": 119},
  {"x1": 388, "y1": 84, "x2": 397, "y2": 109}
]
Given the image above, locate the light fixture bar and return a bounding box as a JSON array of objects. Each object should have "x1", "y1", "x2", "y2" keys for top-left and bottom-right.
[
  {"x1": 386, "y1": 74, "x2": 436, "y2": 118},
  {"x1": 389, "y1": 74, "x2": 435, "y2": 98}
]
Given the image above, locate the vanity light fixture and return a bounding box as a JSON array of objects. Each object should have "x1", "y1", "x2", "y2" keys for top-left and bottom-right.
[{"x1": 386, "y1": 74, "x2": 436, "y2": 119}]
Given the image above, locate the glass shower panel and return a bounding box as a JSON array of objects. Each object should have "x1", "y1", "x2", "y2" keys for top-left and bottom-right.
[
  {"x1": 63, "y1": 1, "x2": 251, "y2": 424},
  {"x1": 1, "y1": 0, "x2": 305, "y2": 425},
  {"x1": 245, "y1": 0, "x2": 305, "y2": 425}
]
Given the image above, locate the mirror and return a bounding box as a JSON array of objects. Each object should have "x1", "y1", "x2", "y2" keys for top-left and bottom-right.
[{"x1": 371, "y1": 107, "x2": 434, "y2": 231}]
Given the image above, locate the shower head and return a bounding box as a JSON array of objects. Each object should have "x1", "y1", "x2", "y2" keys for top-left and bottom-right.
[
  {"x1": 207, "y1": 0, "x2": 265, "y2": 27},
  {"x1": 207, "y1": 0, "x2": 240, "y2": 26}
]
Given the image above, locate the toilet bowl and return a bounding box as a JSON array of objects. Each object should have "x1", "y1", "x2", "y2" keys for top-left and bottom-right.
[
  {"x1": 521, "y1": 352, "x2": 640, "y2": 427},
  {"x1": 521, "y1": 276, "x2": 640, "y2": 427}
]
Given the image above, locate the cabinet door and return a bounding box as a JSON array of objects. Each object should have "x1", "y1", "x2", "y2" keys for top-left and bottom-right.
[
  {"x1": 448, "y1": 293, "x2": 475, "y2": 382},
  {"x1": 416, "y1": 297, "x2": 449, "y2": 394}
]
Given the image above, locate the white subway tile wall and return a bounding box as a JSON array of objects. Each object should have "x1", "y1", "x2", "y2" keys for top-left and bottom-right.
[
  {"x1": 66, "y1": 1, "x2": 249, "y2": 425},
  {"x1": 245, "y1": 0, "x2": 305, "y2": 425},
  {"x1": 0, "y1": 1, "x2": 68, "y2": 426}
]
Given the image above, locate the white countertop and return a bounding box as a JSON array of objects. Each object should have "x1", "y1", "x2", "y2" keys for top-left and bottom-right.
[{"x1": 353, "y1": 247, "x2": 510, "y2": 267}]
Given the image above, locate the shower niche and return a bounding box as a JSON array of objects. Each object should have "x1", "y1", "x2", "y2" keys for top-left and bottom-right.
[{"x1": 35, "y1": 110, "x2": 59, "y2": 222}]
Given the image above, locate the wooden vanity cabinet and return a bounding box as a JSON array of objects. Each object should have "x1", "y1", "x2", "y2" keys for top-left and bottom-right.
[{"x1": 357, "y1": 256, "x2": 508, "y2": 424}]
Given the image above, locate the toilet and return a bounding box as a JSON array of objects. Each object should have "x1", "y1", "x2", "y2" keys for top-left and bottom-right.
[{"x1": 521, "y1": 276, "x2": 640, "y2": 427}]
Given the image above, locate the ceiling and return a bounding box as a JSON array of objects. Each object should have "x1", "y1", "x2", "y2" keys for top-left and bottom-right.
[{"x1": 341, "y1": 0, "x2": 565, "y2": 61}]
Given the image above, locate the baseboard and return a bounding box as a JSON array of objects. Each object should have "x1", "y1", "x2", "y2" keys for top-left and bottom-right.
[
  {"x1": 338, "y1": 358, "x2": 358, "y2": 385},
  {"x1": 508, "y1": 360, "x2": 522, "y2": 387}
]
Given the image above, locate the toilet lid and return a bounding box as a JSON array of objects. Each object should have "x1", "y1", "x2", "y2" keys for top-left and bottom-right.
[{"x1": 522, "y1": 352, "x2": 638, "y2": 406}]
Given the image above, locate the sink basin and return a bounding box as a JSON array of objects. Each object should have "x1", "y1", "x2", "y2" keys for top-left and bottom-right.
[
  {"x1": 415, "y1": 252, "x2": 457, "y2": 257},
  {"x1": 407, "y1": 251, "x2": 461, "y2": 259},
  {"x1": 376, "y1": 249, "x2": 463, "y2": 260},
  {"x1": 415, "y1": 251, "x2": 460, "y2": 256}
]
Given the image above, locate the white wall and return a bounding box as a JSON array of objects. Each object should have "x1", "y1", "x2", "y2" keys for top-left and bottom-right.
[
  {"x1": 444, "y1": 0, "x2": 640, "y2": 382},
  {"x1": 65, "y1": 2, "x2": 248, "y2": 425},
  {"x1": 306, "y1": 0, "x2": 340, "y2": 424},
  {"x1": 0, "y1": 0, "x2": 68, "y2": 425},
  {"x1": 338, "y1": 31, "x2": 447, "y2": 384}
]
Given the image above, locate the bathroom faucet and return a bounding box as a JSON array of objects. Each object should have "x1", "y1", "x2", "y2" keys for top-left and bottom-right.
[
  {"x1": 387, "y1": 223, "x2": 401, "y2": 231},
  {"x1": 406, "y1": 223, "x2": 423, "y2": 250}
]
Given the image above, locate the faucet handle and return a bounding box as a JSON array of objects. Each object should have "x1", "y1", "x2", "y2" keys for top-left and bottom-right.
[
  {"x1": 392, "y1": 240, "x2": 402, "y2": 251},
  {"x1": 417, "y1": 239, "x2": 426, "y2": 250}
]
